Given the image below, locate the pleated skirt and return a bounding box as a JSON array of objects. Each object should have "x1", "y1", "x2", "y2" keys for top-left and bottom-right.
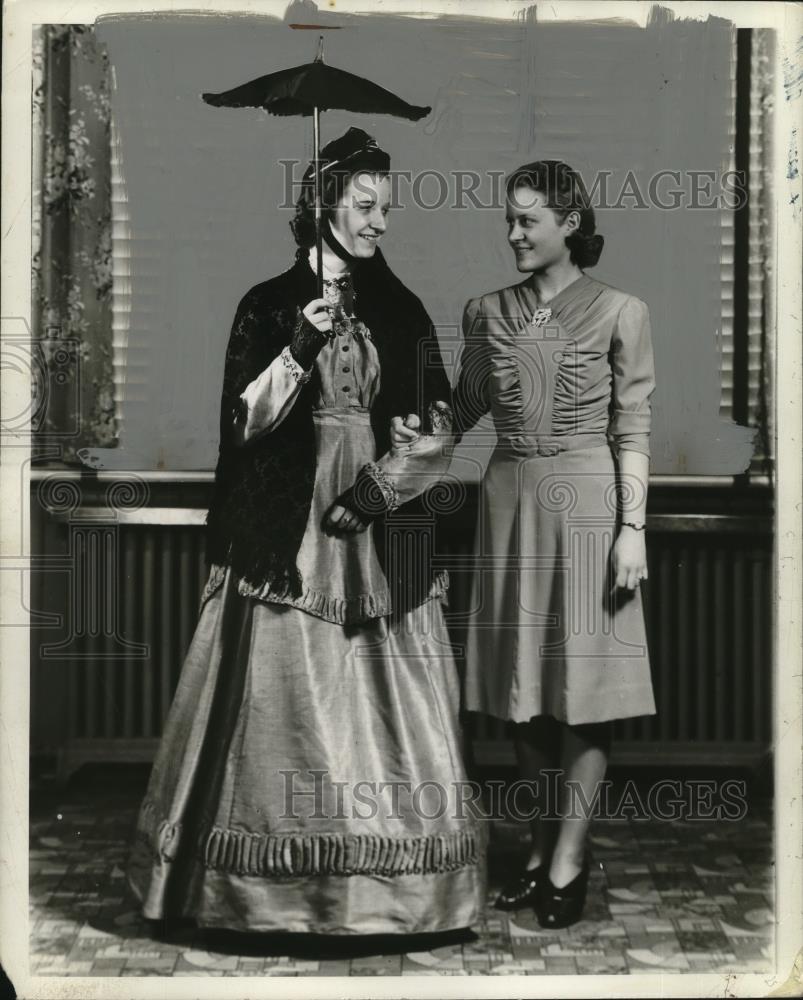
[
  {"x1": 463, "y1": 444, "x2": 657, "y2": 726},
  {"x1": 127, "y1": 569, "x2": 486, "y2": 935}
]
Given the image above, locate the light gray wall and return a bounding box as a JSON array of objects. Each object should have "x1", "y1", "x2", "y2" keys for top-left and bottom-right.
[{"x1": 89, "y1": 7, "x2": 754, "y2": 474}]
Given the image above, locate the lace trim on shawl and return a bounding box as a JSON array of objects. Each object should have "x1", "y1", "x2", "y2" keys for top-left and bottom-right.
[
  {"x1": 135, "y1": 798, "x2": 480, "y2": 877},
  {"x1": 199, "y1": 563, "x2": 450, "y2": 625}
]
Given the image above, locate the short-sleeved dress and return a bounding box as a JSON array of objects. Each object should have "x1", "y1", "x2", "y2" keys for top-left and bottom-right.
[{"x1": 457, "y1": 274, "x2": 657, "y2": 726}]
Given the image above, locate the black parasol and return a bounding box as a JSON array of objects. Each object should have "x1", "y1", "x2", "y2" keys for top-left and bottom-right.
[{"x1": 202, "y1": 37, "x2": 431, "y2": 294}]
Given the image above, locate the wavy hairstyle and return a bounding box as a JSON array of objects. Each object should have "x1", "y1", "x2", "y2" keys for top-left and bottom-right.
[
  {"x1": 506, "y1": 160, "x2": 604, "y2": 268},
  {"x1": 290, "y1": 128, "x2": 391, "y2": 249}
]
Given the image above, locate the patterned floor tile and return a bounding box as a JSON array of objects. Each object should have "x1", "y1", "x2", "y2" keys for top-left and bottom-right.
[
  {"x1": 490, "y1": 960, "x2": 546, "y2": 974},
  {"x1": 89, "y1": 961, "x2": 125, "y2": 975},
  {"x1": 29, "y1": 769, "x2": 774, "y2": 977},
  {"x1": 349, "y1": 954, "x2": 403, "y2": 975},
  {"x1": 307, "y1": 960, "x2": 353, "y2": 976},
  {"x1": 575, "y1": 955, "x2": 628, "y2": 974},
  {"x1": 543, "y1": 956, "x2": 579, "y2": 973}
]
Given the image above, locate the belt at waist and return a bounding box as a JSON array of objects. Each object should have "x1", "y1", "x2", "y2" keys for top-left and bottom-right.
[
  {"x1": 495, "y1": 432, "x2": 608, "y2": 457},
  {"x1": 312, "y1": 407, "x2": 371, "y2": 426}
]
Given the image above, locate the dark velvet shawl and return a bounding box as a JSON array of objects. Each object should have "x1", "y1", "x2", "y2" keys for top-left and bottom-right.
[{"x1": 205, "y1": 249, "x2": 452, "y2": 611}]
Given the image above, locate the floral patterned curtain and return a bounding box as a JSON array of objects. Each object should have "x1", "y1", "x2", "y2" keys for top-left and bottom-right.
[{"x1": 32, "y1": 25, "x2": 117, "y2": 464}]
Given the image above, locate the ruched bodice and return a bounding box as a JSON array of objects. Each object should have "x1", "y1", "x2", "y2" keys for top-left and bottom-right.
[{"x1": 455, "y1": 274, "x2": 655, "y2": 457}]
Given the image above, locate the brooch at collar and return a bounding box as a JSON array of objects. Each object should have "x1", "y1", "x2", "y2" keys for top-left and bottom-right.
[{"x1": 529, "y1": 307, "x2": 553, "y2": 327}]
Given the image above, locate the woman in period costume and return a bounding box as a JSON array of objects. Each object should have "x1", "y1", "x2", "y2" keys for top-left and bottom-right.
[
  {"x1": 127, "y1": 128, "x2": 485, "y2": 936},
  {"x1": 450, "y1": 160, "x2": 656, "y2": 929}
]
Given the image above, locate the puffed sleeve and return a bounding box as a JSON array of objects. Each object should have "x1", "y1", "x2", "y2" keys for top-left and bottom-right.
[
  {"x1": 233, "y1": 346, "x2": 310, "y2": 446},
  {"x1": 608, "y1": 296, "x2": 655, "y2": 458},
  {"x1": 452, "y1": 296, "x2": 491, "y2": 441}
]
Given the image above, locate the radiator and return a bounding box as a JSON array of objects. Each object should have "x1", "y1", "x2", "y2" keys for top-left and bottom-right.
[{"x1": 30, "y1": 506, "x2": 773, "y2": 780}]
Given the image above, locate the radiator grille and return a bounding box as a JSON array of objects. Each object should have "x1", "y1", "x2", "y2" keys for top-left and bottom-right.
[
  {"x1": 30, "y1": 512, "x2": 773, "y2": 778},
  {"x1": 71, "y1": 526, "x2": 209, "y2": 741}
]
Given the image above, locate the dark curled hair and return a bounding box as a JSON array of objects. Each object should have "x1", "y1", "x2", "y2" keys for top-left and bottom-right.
[
  {"x1": 290, "y1": 156, "x2": 390, "y2": 249},
  {"x1": 505, "y1": 160, "x2": 604, "y2": 268}
]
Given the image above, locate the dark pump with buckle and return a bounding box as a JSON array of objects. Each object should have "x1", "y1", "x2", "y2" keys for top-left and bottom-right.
[
  {"x1": 493, "y1": 863, "x2": 546, "y2": 911},
  {"x1": 496, "y1": 853, "x2": 593, "y2": 928},
  {"x1": 534, "y1": 857, "x2": 591, "y2": 930}
]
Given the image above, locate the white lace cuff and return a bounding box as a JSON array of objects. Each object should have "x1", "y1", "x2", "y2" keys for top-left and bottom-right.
[
  {"x1": 363, "y1": 461, "x2": 401, "y2": 512},
  {"x1": 280, "y1": 344, "x2": 312, "y2": 385}
]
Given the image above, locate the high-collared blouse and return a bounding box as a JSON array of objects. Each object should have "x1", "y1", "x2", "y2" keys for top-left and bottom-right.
[{"x1": 235, "y1": 267, "x2": 382, "y2": 438}]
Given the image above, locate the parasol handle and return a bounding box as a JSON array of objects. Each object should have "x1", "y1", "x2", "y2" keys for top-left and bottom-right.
[
  {"x1": 313, "y1": 105, "x2": 323, "y2": 298},
  {"x1": 313, "y1": 34, "x2": 325, "y2": 296}
]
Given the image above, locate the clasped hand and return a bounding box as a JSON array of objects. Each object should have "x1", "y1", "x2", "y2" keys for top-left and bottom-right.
[
  {"x1": 323, "y1": 411, "x2": 421, "y2": 534},
  {"x1": 390, "y1": 413, "x2": 421, "y2": 450}
]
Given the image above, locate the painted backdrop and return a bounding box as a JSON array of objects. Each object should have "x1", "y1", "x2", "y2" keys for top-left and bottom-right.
[{"x1": 86, "y1": 6, "x2": 754, "y2": 474}]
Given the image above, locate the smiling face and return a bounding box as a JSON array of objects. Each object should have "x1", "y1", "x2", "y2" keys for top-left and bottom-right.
[
  {"x1": 330, "y1": 171, "x2": 391, "y2": 258},
  {"x1": 506, "y1": 184, "x2": 579, "y2": 273}
]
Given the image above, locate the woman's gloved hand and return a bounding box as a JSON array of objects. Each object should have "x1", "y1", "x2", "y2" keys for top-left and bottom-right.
[{"x1": 289, "y1": 299, "x2": 334, "y2": 370}]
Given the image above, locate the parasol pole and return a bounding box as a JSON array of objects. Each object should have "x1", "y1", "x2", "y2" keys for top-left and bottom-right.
[
  {"x1": 313, "y1": 37, "x2": 325, "y2": 298},
  {"x1": 313, "y1": 104, "x2": 323, "y2": 297}
]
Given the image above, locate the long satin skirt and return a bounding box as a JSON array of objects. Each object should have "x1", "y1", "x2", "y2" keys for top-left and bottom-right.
[{"x1": 127, "y1": 569, "x2": 486, "y2": 935}]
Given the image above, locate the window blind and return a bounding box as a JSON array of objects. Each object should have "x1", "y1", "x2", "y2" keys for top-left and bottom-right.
[
  {"x1": 719, "y1": 28, "x2": 774, "y2": 477},
  {"x1": 110, "y1": 113, "x2": 132, "y2": 435}
]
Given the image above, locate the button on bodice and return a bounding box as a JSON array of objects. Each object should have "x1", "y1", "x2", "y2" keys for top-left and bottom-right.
[{"x1": 311, "y1": 272, "x2": 380, "y2": 411}]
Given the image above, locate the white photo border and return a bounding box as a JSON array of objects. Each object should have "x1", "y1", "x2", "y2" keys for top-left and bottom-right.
[{"x1": 2, "y1": 1, "x2": 801, "y2": 997}]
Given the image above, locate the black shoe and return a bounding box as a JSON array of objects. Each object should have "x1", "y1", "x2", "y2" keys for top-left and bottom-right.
[
  {"x1": 535, "y1": 859, "x2": 590, "y2": 929},
  {"x1": 494, "y1": 863, "x2": 546, "y2": 911}
]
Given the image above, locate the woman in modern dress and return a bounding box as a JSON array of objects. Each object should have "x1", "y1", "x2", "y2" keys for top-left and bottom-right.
[
  {"x1": 127, "y1": 128, "x2": 485, "y2": 936},
  {"x1": 451, "y1": 159, "x2": 656, "y2": 928}
]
